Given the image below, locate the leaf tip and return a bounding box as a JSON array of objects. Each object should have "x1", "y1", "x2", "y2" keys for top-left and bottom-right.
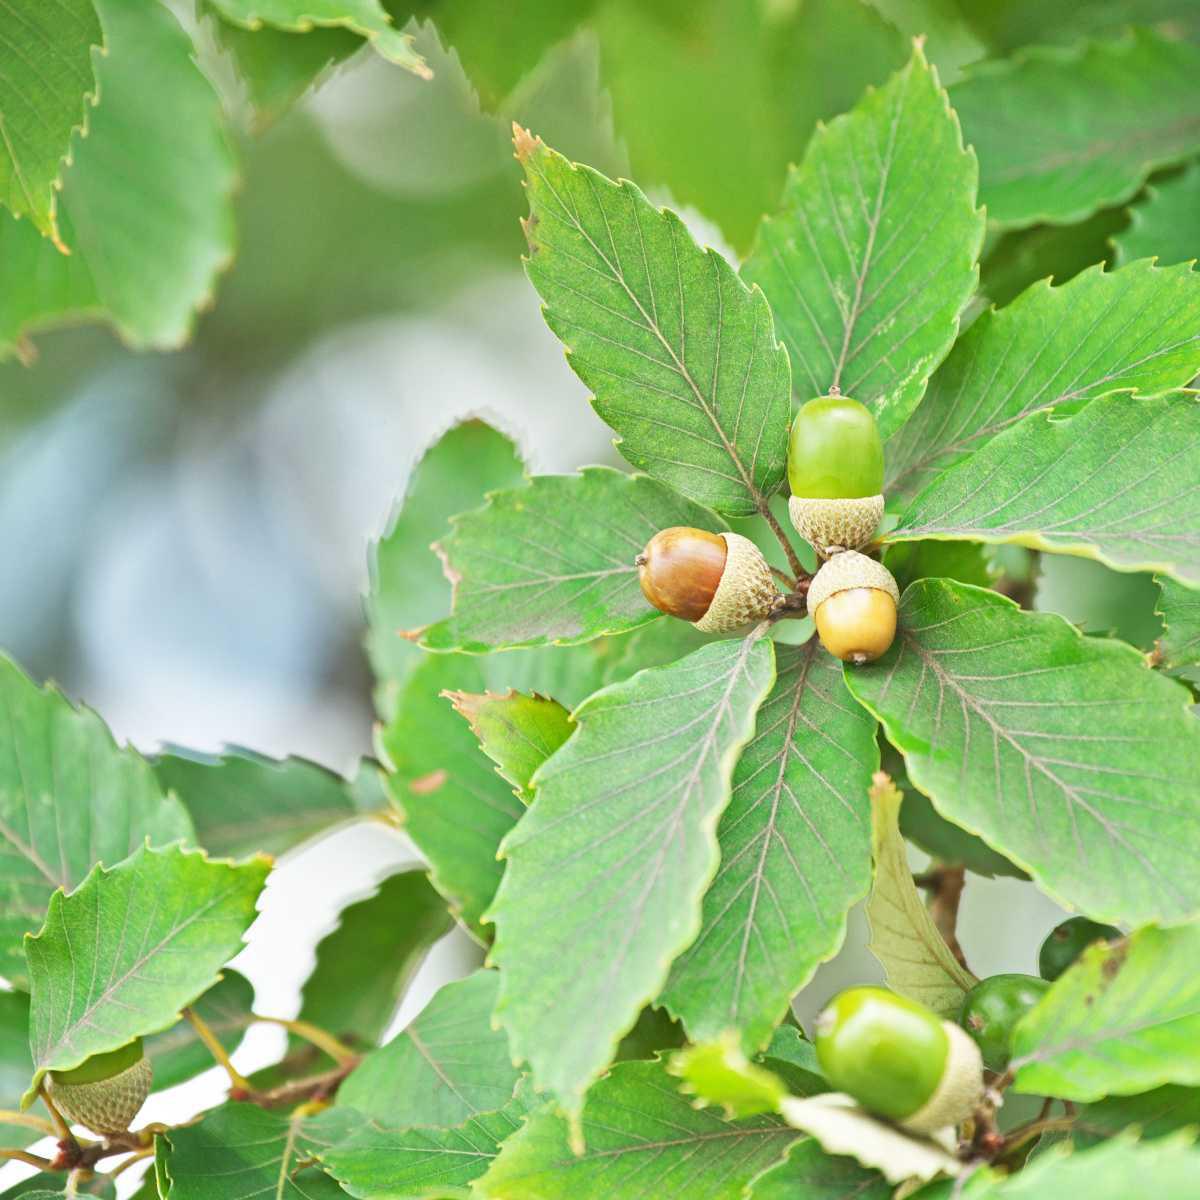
[{"x1": 512, "y1": 124, "x2": 542, "y2": 164}]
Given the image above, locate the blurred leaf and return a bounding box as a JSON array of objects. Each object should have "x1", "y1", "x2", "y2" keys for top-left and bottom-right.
[
  {"x1": 865, "y1": 774, "x2": 977, "y2": 1017},
  {"x1": 1035, "y1": 554, "x2": 1164, "y2": 651},
  {"x1": 883, "y1": 540, "x2": 993, "y2": 592},
  {"x1": 517, "y1": 132, "x2": 791, "y2": 518},
  {"x1": 862, "y1": 0, "x2": 984, "y2": 84},
  {"x1": 670, "y1": 1034, "x2": 787, "y2": 1118},
  {"x1": 748, "y1": 1136, "x2": 891, "y2": 1198},
  {"x1": 960, "y1": 0, "x2": 1200, "y2": 54},
  {"x1": 845, "y1": 580, "x2": 1200, "y2": 927},
  {"x1": 886, "y1": 261, "x2": 1200, "y2": 505},
  {"x1": 446, "y1": 691, "x2": 573, "y2": 802},
  {"x1": 898, "y1": 789, "x2": 1026, "y2": 879},
  {"x1": 0, "y1": 0, "x2": 102, "y2": 243},
  {"x1": 0, "y1": 653, "x2": 193, "y2": 985},
  {"x1": 758, "y1": 1026, "x2": 826, "y2": 1098},
  {"x1": 614, "y1": 1004, "x2": 684, "y2": 1062},
  {"x1": 421, "y1": 468, "x2": 725, "y2": 652},
  {"x1": 891, "y1": 395, "x2": 1200, "y2": 586},
  {"x1": 207, "y1": 0, "x2": 427, "y2": 75},
  {"x1": 743, "y1": 45, "x2": 983, "y2": 437},
  {"x1": 1013, "y1": 924, "x2": 1200, "y2": 1101},
  {"x1": 154, "y1": 748, "x2": 360, "y2": 859},
  {"x1": 338, "y1": 969, "x2": 520, "y2": 1126},
  {"x1": 143, "y1": 970, "x2": 255, "y2": 1090},
  {"x1": 475, "y1": 1058, "x2": 799, "y2": 1198},
  {"x1": 1042, "y1": 1086, "x2": 1200, "y2": 1152},
  {"x1": 0, "y1": 0, "x2": 237, "y2": 358},
  {"x1": 24, "y1": 843, "x2": 269, "y2": 1099},
  {"x1": 0, "y1": 990, "x2": 35, "y2": 1147},
  {"x1": 661, "y1": 642, "x2": 877, "y2": 1050},
  {"x1": 489, "y1": 638, "x2": 775, "y2": 1117},
  {"x1": 950, "y1": 32, "x2": 1200, "y2": 228},
  {"x1": 1115, "y1": 165, "x2": 1200, "y2": 267},
  {"x1": 1157, "y1": 576, "x2": 1200, "y2": 669}
]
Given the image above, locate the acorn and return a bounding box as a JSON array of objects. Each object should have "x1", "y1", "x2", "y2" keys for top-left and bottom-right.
[
  {"x1": 787, "y1": 394, "x2": 885, "y2": 556},
  {"x1": 637, "y1": 527, "x2": 777, "y2": 633},
  {"x1": 959, "y1": 974, "x2": 1050, "y2": 1071},
  {"x1": 1038, "y1": 917, "x2": 1122, "y2": 982},
  {"x1": 807, "y1": 550, "x2": 899, "y2": 664},
  {"x1": 815, "y1": 987, "x2": 983, "y2": 1135},
  {"x1": 47, "y1": 1038, "x2": 151, "y2": 1135}
]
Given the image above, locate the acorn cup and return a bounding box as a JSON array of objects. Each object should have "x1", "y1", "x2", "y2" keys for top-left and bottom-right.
[
  {"x1": 637, "y1": 527, "x2": 778, "y2": 633},
  {"x1": 787, "y1": 394, "x2": 885, "y2": 556},
  {"x1": 46, "y1": 1038, "x2": 152, "y2": 1135},
  {"x1": 808, "y1": 550, "x2": 900, "y2": 664}
]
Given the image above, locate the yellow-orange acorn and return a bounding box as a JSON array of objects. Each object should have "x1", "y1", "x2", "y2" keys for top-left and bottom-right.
[{"x1": 807, "y1": 550, "x2": 899, "y2": 664}]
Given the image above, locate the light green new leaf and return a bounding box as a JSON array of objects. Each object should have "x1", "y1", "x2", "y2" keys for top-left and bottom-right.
[
  {"x1": 0, "y1": 653, "x2": 193, "y2": 984},
  {"x1": 891, "y1": 395, "x2": 1200, "y2": 587},
  {"x1": 380, "y1": 654, "x2": 525, "y2": 941},
  {"x1": 422, "y1": 469, "x2": 723, "y2": 652},
  {"x1": 488, "y1": 638, "x2": 775, "y2": 1117},
  {"x1": 885, "y1": 260, "x2": 1200, "y2": 504},
  {"x1": 320, "y1": 1084, "x2": 535, "y2": 1200},
  {"x1": 661, "y1": 642, "x2": 877, "y2": 1049},
  {"x1": 747, "y1": 1135, "x2": 891, "y2": 1199},
  {"x1": 475, "y1": 1058, "x2": 798, "y2": 1199},
  {"x1": 297, "y1": 869, "x2": 452, "y2": 1051},
  {"x1": 0, "y1": 0, "x2": 102, "y2": 243},
  {"x1": 670, "y1": 1034, "x2": 788, "y2": 1117},
  {"x1": 743, "y1": 45, "x2": 983, "y2": 436},
  {"x1": 844, "y1": 580, "x2": 1200, "y2": 927},
  {"x1": 0, "y1": 0, "x2": 237, "y2": 359},
  {"x1": 23, "y1": 843, "x2": 269, "y2": 1101},
  {"x1": 207, "y1": 0, "x2": 427, "y2": 75},
  {"x1": 1156, "y1": 576, "x2": 1200, "y2": 669},
  {"x1": 866, "y1": 775, "x2": 977, "y2": 1017},
  {"x1": 950, "y1": 31, "x2": 1200, "y2": 228},
  {"x1": 445, "y1": 691, "x2": 573, "y2": 802},
  {"x1": 338, "y1": 969, "x2": 520, "y2": 1127},
  {"x1": 1, "y1": 990, "x2": 36, "y2": 1147},
  {"x1": 1011, "y1": 924, "x2": 1200, "y2": 1101},
  {"x1": 143, "y1": 970, "x2": 255, "y2": 1090},
  {"x1": 517, "y1": 131, "x2": 792, "y2": 517},
  {"x1": 154, "y1": 747, "x2": 361, "y2": 859},
  {"x1": 1116, "y1": 165, "x2": 1200, "y2": 268}
]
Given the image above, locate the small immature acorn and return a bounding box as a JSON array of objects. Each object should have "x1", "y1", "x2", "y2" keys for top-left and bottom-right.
[
  {"x1": 637, "y1": 527, "x2": 777, "y2": 633},
  {"x1": 959, "y1": 974, "x2": 1050, "y2": 1071},
  {"x1": 1039, "y1": 917, "x2": 1122, "y2": 982},
  {"x1": 815, "y1": 986, "x2": 984, "y2": 1136},
  {"x1": 807, "y1": 550, "x2": 899, "y2": 664},
  {"x1": 787, "y1": 394, "x2": 885, "y2": 556},
  {"x1": 47, "y1": 1038, "x2": 151, "y2": 1135}
]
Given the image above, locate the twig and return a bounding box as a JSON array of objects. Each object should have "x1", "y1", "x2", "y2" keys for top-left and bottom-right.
[
  {"x1": 183, "y1": 1007, "x2": 253, "y2": 1092},
  {"x1": 236, "y1": 1062, "x2": 357, "y2": 1110},
  {"x1": 769, "y1": 565, "x2": 796, "y2": 588},
  {"x1": 1001, "y1": 1115, "x2": 1077, "y2": 1157},
  {"x1": 924, "y1": 864, "x2": 970, "y2": 971},
  {"x1": 251, "y1": 1015, "x2": 357, "y2": 1066},
  {"x1": 759, "y1": 502, "x2": 809, "y2": 583},
  {"x1": 1, "y1": 1147, "x2": 55, "y2": 1169},
  {"x1": 108, "y1": 1146, "x2": 156, "y2": 1178},
  {"x1": 0, "y1": 1109, "x2": 57, "y2": 1136},
  {"x1": 38, "y1": 1084, "x2": 80, "y2": 1149}
]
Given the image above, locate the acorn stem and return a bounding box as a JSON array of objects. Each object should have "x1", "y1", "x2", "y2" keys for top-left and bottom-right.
[
  {"x1": 184, "y1": 1006, "x2": 254, "y2": 1093},
  {"x1": 38, "y1": 1082, "x2": 78, "y2": 1146}
]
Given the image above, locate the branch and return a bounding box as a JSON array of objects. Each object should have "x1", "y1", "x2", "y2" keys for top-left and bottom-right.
[
  {"x1": 759, "y1": 501, "x2": 809, "y2": 583},
  {"x1": 0, "y1": 1109, "x2": 57, "y2": 1136},
  {"x1": 916, "y1": 864, "x2": 969, "y2": 971},
  {"x1": 1, "y1": 1147, "x2": 55, "y2": 1169},
  {"x1": 183, "y1": 1006, "x2": 253, "y2": 1093}
]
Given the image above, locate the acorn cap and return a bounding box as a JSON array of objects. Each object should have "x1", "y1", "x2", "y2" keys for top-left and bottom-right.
[
  {"x1": 789, "y1": 494, "x2": 884, "y2": 556},
  {"x1": 900, "y1": 1021, "x2": 984, "y2": 1136},
  {"x1": 807, "y1": 550, "x2": 899, "y2": 615},
  {"x1": 47, "y1": 1053, "x2": 152, "y2": 1134},
  {"x1": 694, "y1": 532, "x2": 777, "y2": 633}
]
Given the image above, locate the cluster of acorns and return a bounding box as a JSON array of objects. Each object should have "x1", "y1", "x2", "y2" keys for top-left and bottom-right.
[{"x1": 637, "y1": 393, "x2": 899, "y2": 662}]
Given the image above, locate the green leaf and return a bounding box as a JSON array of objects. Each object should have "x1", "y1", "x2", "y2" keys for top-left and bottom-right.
[
  {"x1": 950, "y1": 31, "x2": 1200, "y2": 228},
  {"x1": 143, "y1": 970, "x2": 255, "y2": 1090},
  {"x1": 1157, "y1": 576, "x2": 1200, "y2": 669},
  {"x1": 320, "y1": 1083, "x2": 535, "y2": 1200},
  {"x1": 0, "y1": 0, "x2": 102, "y2": 244},
  {"x1": 154, "y1": 748, "x2": 361, "y2": 859},
  {"x1": 661, "y1": 641, "x2": 877, "y2": 1050},
  {"x1": 897, "y1": 789, "x2": 1026, "y2": 879},
  {"x1": 885, "y1": 260, "x2": 1200, "y2": 505},
  {"x1": 861, "y1": 0, "x2": 985, "y2": 85},
  {"x1": 747, "y1": 1136, "x2": 891, "y2": 1200},
  {"x1": 488, "y1": 637, "x2": 775, "y2": 1117},
  {"x1": 960, "y1": 0, "x2": 1200, "y2": 54},
  {"x1": 890, "y1": 394, "x2": 1200, "y2": 586},
  {"x1": 380, "y1": 654, "x2": 524, "y2": 940},
  {"x1": 445, "y1": 691, "x2": 573, "y2": 802},
  {"x1": 207, "y1": 0, "x2": 427, "y2": 76},
  {"x1": 23, "y1": 843, "x2": 270, "y2": 1101},
  {"x1": 1012, "y1": 924, "x2": 1200, "y2": 1101},
  {"x1": 421, "y1": 468, "x2": 724, "y2": 652},
  {"x1": 0, "y1": 653, "x2": 193, "y2": 985},
  {"x1": 338, "y1": 969, "x2": 520, "y2": 1126},
  {"x1": 844, "y1": 580, "x2": 1200, "y2": 927},
  {"x1": 1046, "y1": 1086, "x2": 1200, "y2": 1152},
  {"x1": 670, "y1": 1034, "x2": 788, "y2": 1118},
  {"x1": 475, "y1": 1057, "x2": 799, "y2": 1198},
  {"x1": 366, "y1": 420, "x2": 526, "y2": 715},
  {"x1": 884, "y1": 541, "x2": 993, "y2": 594},
  {"x1": 0, "y1": 0, "x2": 237, "y2": 358},
  {"x1": 742, "y1": 45, "x2": 983, "y2": 436},
  {"x1": 516, "y1": 130, "x2": 791, "y2": 517},
  {"x1": 297, "y1": 869, "x2": 452, "y2": 1051},
  {"x1": 1, "y1": 990, "x2": 36, "y2": 1147},
  {"x1": 1115, "y1": 164, "x2": 1200, "y2": 267},
  {"x1": 758, "y1": 1026, "x2": 826, "y2": 1097},
  {"x1": 865, "y1": 774, "x2": 977, "y2": 1018}
]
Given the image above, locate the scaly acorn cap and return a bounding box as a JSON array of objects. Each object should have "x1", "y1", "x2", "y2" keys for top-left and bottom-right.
[
  {"x1": 900, "y1": 1021, "x2": 984, "y2": 1136},
  {"x1": 48, "y1": 1053, "x2": 152, "y2": 1135},
  {"x1": 789, "y1": 494, "x2": 884, "y2": 556},
  {"x1": 806, "y1": 550, "x2": 899, "y2": 615},
  {"x1": 693, "y1": 532, "x2": 778, "y2": 633}
]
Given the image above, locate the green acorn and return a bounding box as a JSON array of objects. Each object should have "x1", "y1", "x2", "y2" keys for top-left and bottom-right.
[
  {"x1": 47, "y1": 1038, "x2": 151, "y2": 1135},
  {"x1": 1038, "y1": 917, "x2": 1122, "y2": 982},
  {"x1": 815, "y1": 987, "x2": 983, "y2": 1135},
  {"x1": 787, "y1": 394, "x2": 885, "y2": 556},
  {"x1": 959, "y1": 974, "x2": 1050, "y2": 1071}
]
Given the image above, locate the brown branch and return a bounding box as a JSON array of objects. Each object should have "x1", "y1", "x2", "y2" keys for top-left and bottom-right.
[
  {"x1": 232, "y1": 1061, "x2": 358, "y2": 1110},
  {"x1": 920, "y1": 864, "x2": 969, "y2": 971},
  {"x1": 759, "y1": 502, "x2": 809, "y2": 584}
]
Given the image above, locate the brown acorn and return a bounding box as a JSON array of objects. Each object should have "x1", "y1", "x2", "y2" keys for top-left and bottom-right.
[
  {"x1": 807, "y1": 550, "x2": 899, "y2": 664},
  {"x1": 637, "y1": 528, "x2": 777, "y2": 633}
]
